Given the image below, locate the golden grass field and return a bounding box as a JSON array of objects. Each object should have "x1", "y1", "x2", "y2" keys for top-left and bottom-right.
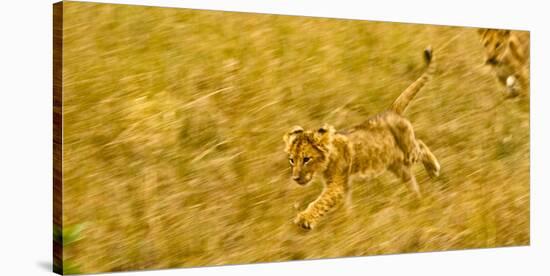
[{"x1": 60, "y1": 2, "x2": 529, "y2": 274}]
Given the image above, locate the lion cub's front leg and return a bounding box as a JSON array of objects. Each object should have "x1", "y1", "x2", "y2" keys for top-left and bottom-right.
[{"x1": 294, "y1": 181, "x2": 347, "y2": 230}]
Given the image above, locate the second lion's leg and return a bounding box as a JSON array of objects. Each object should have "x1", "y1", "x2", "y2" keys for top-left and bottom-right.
[{"x1": 515, "y1": 67, "x2": 530, "y2": 97}]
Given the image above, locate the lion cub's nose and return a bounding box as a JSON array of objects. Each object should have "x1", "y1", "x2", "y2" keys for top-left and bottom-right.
[
  {"x1": 292, "y1": 176, "x2": 301, "y2": 181},
  {"x1": 486, "y1": 57, "x2": 498, "y2": 65}
]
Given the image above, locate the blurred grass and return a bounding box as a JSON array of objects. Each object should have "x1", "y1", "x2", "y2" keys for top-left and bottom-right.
[{"x1": 61, "y1": 2, "x2": 529, "y2": 273}]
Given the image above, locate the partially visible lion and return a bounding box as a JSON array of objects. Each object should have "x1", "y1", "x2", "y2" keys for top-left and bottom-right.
[
  {"x1": 283, "y1": 47, "x2": 440, "y2": 230},
  {"x1": 477, "y1": 28, "x2": 530, "y2": 98}
]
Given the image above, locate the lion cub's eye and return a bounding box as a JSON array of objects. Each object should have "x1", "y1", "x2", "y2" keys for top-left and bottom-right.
[
  {"x1": 303, "y1": 157, "x2": 311, "y2": 164},
  {"x1": 495, "y1": 42, "x2": 501, "y2": 49},
  {"x1": 289, "y1": 158, "x2": 295, "y2": 166}
]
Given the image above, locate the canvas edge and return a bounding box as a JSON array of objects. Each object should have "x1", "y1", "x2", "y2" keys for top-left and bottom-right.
[{"x1": 53, "y1": 1, "x2": 64, "y2": 275}]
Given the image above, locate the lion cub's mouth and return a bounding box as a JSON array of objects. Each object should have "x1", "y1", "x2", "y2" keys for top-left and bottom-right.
[{"x1": 294, "y1": 175, "x2": 312, "y2": 186}]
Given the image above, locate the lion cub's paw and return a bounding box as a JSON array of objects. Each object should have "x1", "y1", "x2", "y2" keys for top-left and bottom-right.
[
  {"x1": 505, "y1": 75, "x2": 521, "y2": 98},
  {"x1": 423, "y1": 154, "x2": 441, "y2": 178},
  {"x1": 294, "y1": 212, "x2": 316, "y2": 230}
]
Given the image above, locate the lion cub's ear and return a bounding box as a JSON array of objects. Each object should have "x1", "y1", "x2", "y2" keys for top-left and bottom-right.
[
  {"x1": 313, "y1": 124, "x2": 335, "y2": 152},
  {"x1": 283, "y1": 126, "x2": 304, "y2": 148}
]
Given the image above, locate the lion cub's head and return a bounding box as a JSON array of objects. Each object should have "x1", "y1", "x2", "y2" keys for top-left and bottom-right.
[
  {"x1": 283, "y1": 125, "x2": 335, "y2": 185},
  {"x1": 478, "y1": 28, "x2": 510, "y2": 66}
]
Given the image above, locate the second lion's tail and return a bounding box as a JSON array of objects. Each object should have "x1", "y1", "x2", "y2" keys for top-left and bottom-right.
[{"x1": 390, "y1": 46, "x2": 435, "y2": 115}]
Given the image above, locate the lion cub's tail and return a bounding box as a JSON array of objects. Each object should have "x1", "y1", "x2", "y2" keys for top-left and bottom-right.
[{"x1": 390, "y1": 46, "x2": 435, "y2": 115}]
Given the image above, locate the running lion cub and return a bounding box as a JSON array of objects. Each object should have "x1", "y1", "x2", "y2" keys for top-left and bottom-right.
[
  {"x1": 477, "y1": 28, "x2": 530, "y2": 98},
  {"x1": 283, "y1": 47, "x2": 440, "y2": 230}
]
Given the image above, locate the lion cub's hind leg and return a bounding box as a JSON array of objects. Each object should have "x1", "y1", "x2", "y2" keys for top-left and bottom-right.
[
  {"x1": 390, "y1": 163, "x2": 421, "y2": 198},
  {"x1": 417, "y1": 139, "x2": 440, "y2": 178},
  {"x1": 388, "y1": 115, "x2": 421, "y2": 166}
]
